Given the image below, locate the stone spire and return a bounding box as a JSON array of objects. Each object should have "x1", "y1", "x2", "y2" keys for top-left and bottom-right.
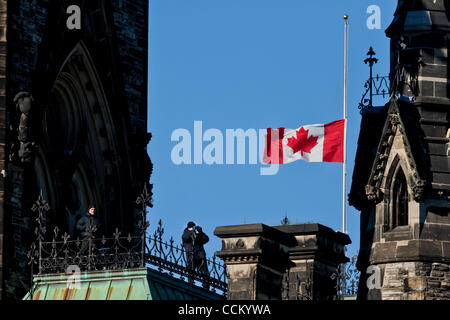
[
  {"x1": 350, "y1": 1, "x2": 450, "y2": 300},
  {"x1": 386, "y1": 0, "x2": 450, "y2": 100},
  {"x1": 386, "y1": 0, "x2": 450, "y2": 36}
]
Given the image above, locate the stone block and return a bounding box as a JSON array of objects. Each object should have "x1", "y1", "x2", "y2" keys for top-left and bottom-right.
[
  {"x1": 396, "y1": 240, "x2": 419, "y2": 259},
  {"x1": 428, "y1": 142, "x2": 448, "y2": 155},
  {"x1": 432, "y1": 172, "x2": 450, "y2": 185},
  {"x1": 228, "y1": 291, "x2": 252, "y2": 300},
  {"x1": 435, "y1": 82, "x2": 450, "y2": 98},
  {"x1": 384, "y1": 227, "x2": 413, "y2": 241},
  {"x1": 431, "y1": 271, "x2": 445, "y2": 278},
  {"x1": 419, "y1": 80, "x2": 434, "y2": 96},
  {"x1": 427, "y1": 280, "x2": 442, "y2": 288},
  {"x1": 432, "y1": 263, "x2": 449, "y2": 271},
  {"x1": 420, "y1": 223, "x2": 450, "y2": 242},
  {"x1": 404, "y1": 277, "x2": 427, "y2": 292},
  {"x1": 370, "y1": 242, "x2": 397, "y2": 262},
  {"x1": 422, "y1": 124, "x2": 447, "y2": 137},
  {"x1": 229, "y1": 277, "x2": 254, "y2": 291},
  {"x1": 420, "y1": 65, "x2": 448, "y2": 78},
  {"x1": 382, "y1": 290, "x2": 403, "y2": 300},
  {"x1": 419, "y1": 240, "x2": 443, "y2": 259},
  {"x1": 407, "y1": 292, "x2": 426, "y2": 300},
  {"x1": 443, "y1": 242, "x2": 450, "y2": 258}
]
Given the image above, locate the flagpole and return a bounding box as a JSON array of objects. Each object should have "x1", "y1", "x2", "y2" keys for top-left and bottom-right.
[{"x1": 342, "y1": 14, "x2": 349, "y2": 234}]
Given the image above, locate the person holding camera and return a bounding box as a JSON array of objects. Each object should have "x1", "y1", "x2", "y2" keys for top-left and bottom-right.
[{"x1": 182, "y1": 221, "x2": 210, "y2": 286}]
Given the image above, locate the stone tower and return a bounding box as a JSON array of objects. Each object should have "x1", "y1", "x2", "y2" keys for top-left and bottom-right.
[
  {"x1": 350, "y1": 0, "x2": 450, "y2": 300},
  {"x1": 0, "y1": 0, "x2": 151, "y2": 299}
]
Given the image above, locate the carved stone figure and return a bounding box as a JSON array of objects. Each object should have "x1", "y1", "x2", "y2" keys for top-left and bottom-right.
[
  {"x1": 13, "y1": 92, "x2": 35, "y2": 163},
  {"x1": 365, "y1": 185, "x2": 382, "y2": 202}
]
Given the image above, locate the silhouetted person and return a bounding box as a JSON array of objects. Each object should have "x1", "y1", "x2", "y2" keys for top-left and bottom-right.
[
  {"x1": 182, "y1": 221, "x2": 209, "y2": 286},
  {"x1": 76, "y1": 205, "x2": 101, "y2": 254}
]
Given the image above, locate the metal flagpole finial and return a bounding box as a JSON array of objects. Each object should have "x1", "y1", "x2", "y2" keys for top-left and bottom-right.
[{"x1": 344, "y1": 14, "x2": 349, "y2": 20}]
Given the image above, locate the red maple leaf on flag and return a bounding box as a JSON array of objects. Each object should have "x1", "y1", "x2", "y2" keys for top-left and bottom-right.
[{"x1": 287, "y1": 127, "x2": 319, "y2": 156}]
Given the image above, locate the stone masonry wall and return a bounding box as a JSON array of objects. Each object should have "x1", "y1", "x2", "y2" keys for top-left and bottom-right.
[
  {"x1": 111, "y1": 0, "x2": 148, "y2": 134},
  {"x1": 379, "y1": 261, "x2": 450, "y2": 300},
  {"x1": 0, "y1": 0, "x2": 7, "y2": 300},
  {"x1": 3, "y1": 0, "x2": 50, "y2": 300},
  {"x1": 7, "y1": 0, "x2": 50, "y2": 96}
]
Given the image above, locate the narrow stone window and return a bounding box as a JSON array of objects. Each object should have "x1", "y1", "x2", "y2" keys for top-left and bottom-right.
[{"x1": 392, "y1": 168, "x2": 408, "y2": 228}]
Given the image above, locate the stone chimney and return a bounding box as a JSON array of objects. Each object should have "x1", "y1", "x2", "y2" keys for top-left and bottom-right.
[
  {"x1": 214, "y1": 224, "x2": 296, "y2": 300},
  {"x1": 215, "y1": 223, "x2": 351, "y2": 300},
  {"x1": 274, "y1": 224, "x2": 351, "y2": 300}
]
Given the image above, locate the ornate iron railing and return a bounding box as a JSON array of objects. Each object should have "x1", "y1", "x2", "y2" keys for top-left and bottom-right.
[
  {"x1": 358, "y1": 47, "x2": 391, "y2": 113},
  {"x1": 331, "y1": 254, "x2": 360, "y2": 299},
  {"x1": 28, "y1": 187, "x2": 228, "y2": 297},
  {"x1": 281, "y1": 271, "x2": 312, "y2": 300},
  {"x1": 145, "y1": 220, "x2": 228, "y2": 294},
  {"x1": 34, "y1": 229, "x2": 145, "y2": 273},
  {"x1": 358, "y1": 45, "x2": 423, "y2": 113},
  {"x1": 359, "y1": 75, "x2": 390, "y2": 111}
]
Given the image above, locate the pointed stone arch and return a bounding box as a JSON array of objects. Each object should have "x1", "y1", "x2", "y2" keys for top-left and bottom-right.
[
  {"x1": 392, "y1": 166, "x2": 408, "y2": 228},
  {"x1": 35, "y1": 41, "x2": 125, "y2": 234},
  {"x1": 382, "y1": 154, "x2": 410, "y2": 230},
  {"x1": 365, "y1": 99, "x2": 426, "y2": 205}
]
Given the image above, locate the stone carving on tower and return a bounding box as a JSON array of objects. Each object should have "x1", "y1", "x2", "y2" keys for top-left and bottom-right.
[
  {"x1": 350, "y1": 0, "x2": 450, "y2": 300},
  {"x1": 9, "y1": 92, "x2": 36, "y2": 164}
]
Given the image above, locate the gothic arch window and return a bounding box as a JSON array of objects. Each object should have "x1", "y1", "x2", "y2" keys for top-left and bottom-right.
[
  {"x1": 392, "y1": 167, "x2": 408, "y2": 228},
  {"x1": 36, "y1": 41, "x2": 123, "y2": 234}
]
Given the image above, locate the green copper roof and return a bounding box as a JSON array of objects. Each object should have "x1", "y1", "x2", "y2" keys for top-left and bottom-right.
[{"x1": 23, "y1": 267, "x2": 225, "y2": 300}]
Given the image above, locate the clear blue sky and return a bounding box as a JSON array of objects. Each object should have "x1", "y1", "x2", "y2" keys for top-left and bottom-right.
[{"x1": 147, "y1": 0, "x2": 397, "y2": 259}]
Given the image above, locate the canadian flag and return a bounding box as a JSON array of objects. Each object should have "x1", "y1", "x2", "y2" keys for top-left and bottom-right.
[{"x1": 262, "y1": 119, "x2": 345, "y2": 164}]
